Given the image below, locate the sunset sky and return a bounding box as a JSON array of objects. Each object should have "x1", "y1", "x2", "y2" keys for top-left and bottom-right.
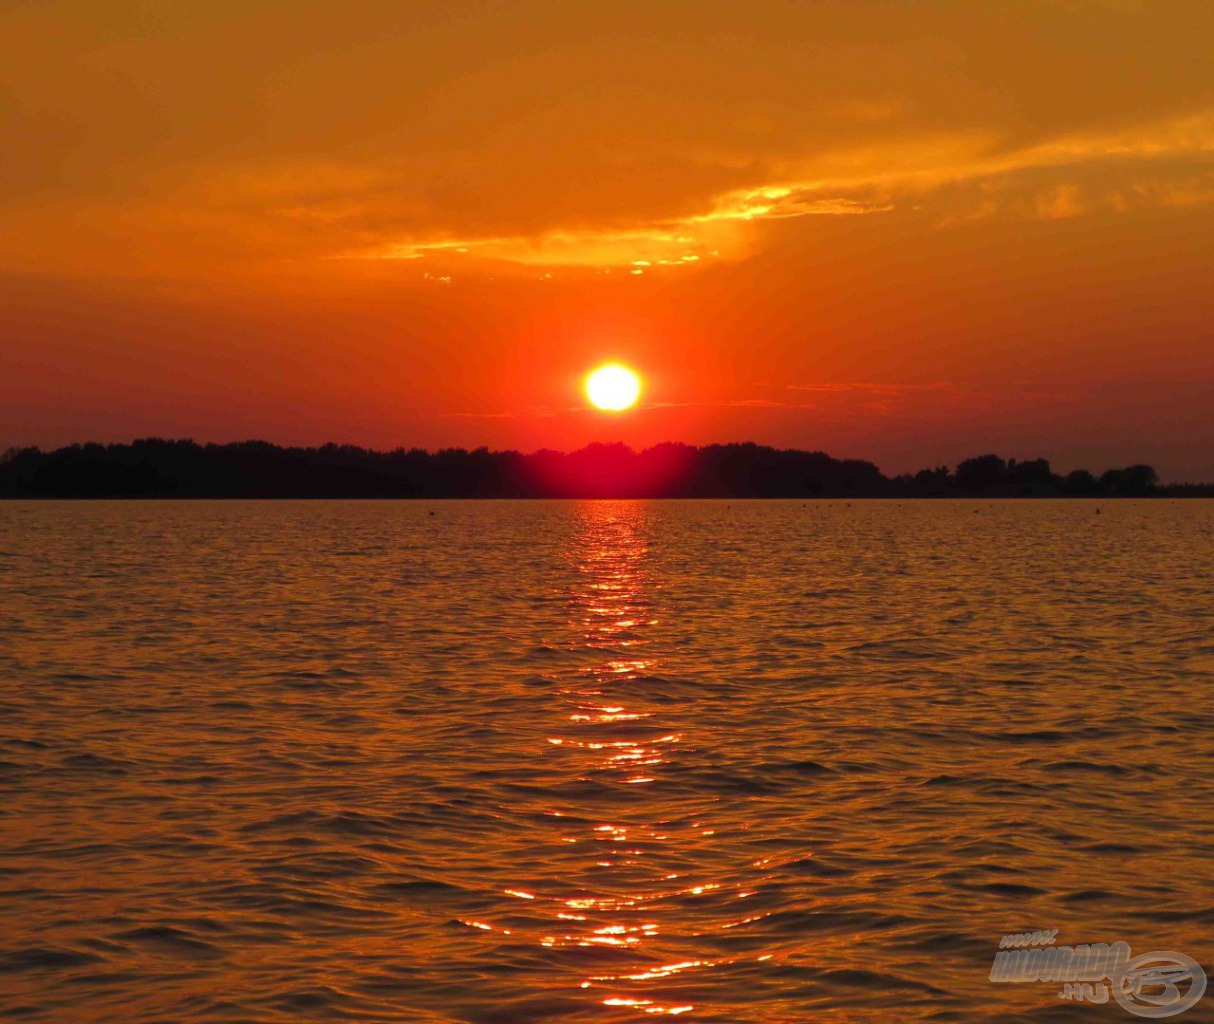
[{"x1": 3, "y1": 0, "x2": 1213, "y2": 479}]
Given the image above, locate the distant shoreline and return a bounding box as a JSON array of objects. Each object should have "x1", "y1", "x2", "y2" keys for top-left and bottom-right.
[{"x1": 3, "y1": 439, "x2": 1210, "y2": 499}]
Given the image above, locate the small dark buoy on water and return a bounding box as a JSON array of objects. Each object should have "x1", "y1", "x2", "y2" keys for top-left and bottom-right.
[
  {"x1": 1096, "y1": 507, "x2": 1101, "y2": 515},
  {"x1": 428, "y1": 509, "x2": 436, "y2": 517}
]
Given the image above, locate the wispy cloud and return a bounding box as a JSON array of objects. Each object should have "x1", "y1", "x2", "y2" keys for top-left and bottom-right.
[
  {"x1": 786, "y1": 381, "x2": 955, "y2": 395},
  {"x1": 647, "y1": 398, "x2": 819, "y2": 410},
  {"x1": 351, "y1": 109, "x2": 1214, "y2": 270},
  {"x1": 365, "y1": 229, "x2": 716, "y2": 269}
]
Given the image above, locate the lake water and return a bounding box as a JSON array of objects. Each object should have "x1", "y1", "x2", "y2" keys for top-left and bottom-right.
[{"x1": 1, "y1": 500, "x2": 1211, "y2": 1023}]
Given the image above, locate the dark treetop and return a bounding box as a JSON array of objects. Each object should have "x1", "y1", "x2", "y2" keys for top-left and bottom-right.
[{"x1": 2, "y1": 439, "x2": 1201, "y2": 498}]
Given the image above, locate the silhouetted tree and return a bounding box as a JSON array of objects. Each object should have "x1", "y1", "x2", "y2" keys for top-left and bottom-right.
[
  {"x1": 1010, "y1": 458, "x2": 1054, "y2": 494},
  {"x1": 954, "y1": 454, "x2": 1010, "y2": 492},
  {"x1": 1100, "y1": 464, "x2": 1159, "y2": 496},
  {"x1": 1063, "y1": 469, "x2": 1100, "y2": 495}
]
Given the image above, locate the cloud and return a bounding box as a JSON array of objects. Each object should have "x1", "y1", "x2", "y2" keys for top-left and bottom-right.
[
  {"x1": 786, "y1": 382, "x2": 955, "y2": 395},
  {"x1": 337, "y1": 109, "x2": 1214, "y2": 271},
  {"x1": 349, "y1": 189, "x2": 893, "y2": 269},
  {"x1": 363, "y1": 229, "x2": 718, "y2": 269},
  {"x1": 647, "y1": 398, "x2": 818, "y2": 411},
  {"x1": 439, "y1": 410, "x2": 536, "y2": 419}
]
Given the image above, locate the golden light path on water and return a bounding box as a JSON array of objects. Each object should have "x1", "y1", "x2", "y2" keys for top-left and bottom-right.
[
  {"x1": 550, "y1": 503, "x2": 697, "y2": 1015},
  {"x1": 505, "y1": 503, "x2": 756, "y2": 1017}
]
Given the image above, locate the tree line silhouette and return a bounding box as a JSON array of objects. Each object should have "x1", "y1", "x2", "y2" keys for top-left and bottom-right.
[{"x1": 1, "y1": 439, "x2": 1202, "y2": 498}]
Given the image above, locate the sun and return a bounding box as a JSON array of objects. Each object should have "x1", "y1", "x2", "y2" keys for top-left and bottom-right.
[{"x1": 586, "y1": 364, "x2": 641, "y2": 411}]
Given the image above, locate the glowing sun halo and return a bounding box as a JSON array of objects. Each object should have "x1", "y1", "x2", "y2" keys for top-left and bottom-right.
[{"x1": 586, "y1": 364, "x2": 641, "y2": 411}]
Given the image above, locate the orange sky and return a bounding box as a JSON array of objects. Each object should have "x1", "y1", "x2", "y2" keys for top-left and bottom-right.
[{"x1": 3, "y1": 0, "x2": 1213, "y2": 479}]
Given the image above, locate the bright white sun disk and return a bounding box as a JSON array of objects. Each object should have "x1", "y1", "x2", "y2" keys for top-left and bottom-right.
[{"x1": 586, "y1": 365, "x2": 640, "y2": 411}]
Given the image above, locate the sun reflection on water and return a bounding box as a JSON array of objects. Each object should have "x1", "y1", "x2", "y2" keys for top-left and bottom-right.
[{"x1": 542, "y1": 501, "x2": 711, "y2": 1015}]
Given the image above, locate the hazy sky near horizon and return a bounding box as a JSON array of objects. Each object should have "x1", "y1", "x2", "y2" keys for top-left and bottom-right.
[{"x1": 3, "y1": 0, "x2": 1214, "y2": 478}]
